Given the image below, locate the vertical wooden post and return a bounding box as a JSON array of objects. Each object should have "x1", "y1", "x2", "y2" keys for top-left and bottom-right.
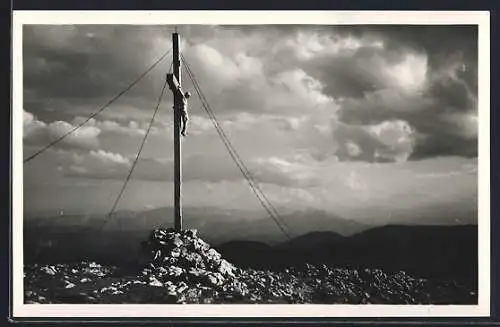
[{"x1": 173, "y1": 32, "x2": 182, "y2": 231}]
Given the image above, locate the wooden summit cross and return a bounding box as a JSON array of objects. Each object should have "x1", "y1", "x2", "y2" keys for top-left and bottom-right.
[{"x1": 166, "y1": 32, "x2": 188, "y2": 232}]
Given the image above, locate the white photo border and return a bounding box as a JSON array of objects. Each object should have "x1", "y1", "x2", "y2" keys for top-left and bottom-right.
[{"x1": 11, "y1": 10, "x2": 491, "y2": 318}]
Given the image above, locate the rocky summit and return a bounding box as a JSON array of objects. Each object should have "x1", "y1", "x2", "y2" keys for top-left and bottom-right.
[{"x1": 24, "y1": 228, "x2": 477, "y2": 304}]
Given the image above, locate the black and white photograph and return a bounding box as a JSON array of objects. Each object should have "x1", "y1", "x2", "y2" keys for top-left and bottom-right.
[{"x1": 12, "y1": 11, "x2": 490, "y2": 318}]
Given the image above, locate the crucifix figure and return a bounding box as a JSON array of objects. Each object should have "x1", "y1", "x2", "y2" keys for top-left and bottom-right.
[
  {"x1": 180, "y1": 92, "x2": 191, "y2": 136},
  {"x1": 167, "y1": 74, "x2": 191, "y2": 136}
]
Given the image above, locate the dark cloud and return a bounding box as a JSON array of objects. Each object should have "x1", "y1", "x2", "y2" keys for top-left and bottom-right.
[
  {"x1": 337, "y1": 89, "x2": 477, "y2": 161},
  {"x1": 337, "y1": 25, "x2": 477, "y2": 68},
  {"x1": 410, "y1": 135, "x2": 477, "y2": 160},
  {"x1": 23, "y1": 25, "x2": 173, "y2": 122},
  {"x1": 427, "y1": 73, "x2": 477, "y2": 113},
  {"x1": 320, "y1": 26, "x2": 478, "y2": 161},
  {"x1": 23, "y1": 24, "x2": 478, "y2": 164},
  {"x1": 357, "y1": 25, "x2": 478, "y2": 99},
  {"x1": 305, "y1": 53, "x2": 384, "y2": 99}
]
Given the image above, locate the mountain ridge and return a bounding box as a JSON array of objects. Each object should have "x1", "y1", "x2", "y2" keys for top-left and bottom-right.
[
  {"x1": 215, "y1": 224, "x2": 477, "y2": 280},
  {"x1": 24, "y1": 206, "x2": 370, "y2": 244}
]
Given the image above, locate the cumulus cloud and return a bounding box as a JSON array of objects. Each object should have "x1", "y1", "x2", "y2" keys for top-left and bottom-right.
[
  {"x1": 24, "y1": 25, "x2": 477, "y2": 163},
  {"x1": 303, "y1": 44, "x2": 428, "y2": 99},
  {"x1": 334, "y1": 64, "x2": 477, "y2": 161},
  {"x1": 60, "y1": 146, "x2": 320, "y2": 188},
  {"x1": 62, "y1": 149, "x2": 131, "y2": 179},
  {"x1": 330, "y1": 121, "x2": 414, "y2": 163},
  {"x1": 251, "y1": 156, "x2": 318, "y2": 187},
  {"x1": 72, "y1": 116, "x2": 149, "y2": 137},
  {"x1": 268, "y1": 69, "x2": 331, "y2": 109},
  {"x1": 285, "y1": 26, "x2": 477, "y2": 162},
  {"x1": 23, "y1": 25, "x2": 479, "y2": 221},
  {"x1": 89, "y1": 149, "x2": 130, "y2": 165},
  {"x1": 23, "y1": 109, "x2": 101, "y2": 150}
]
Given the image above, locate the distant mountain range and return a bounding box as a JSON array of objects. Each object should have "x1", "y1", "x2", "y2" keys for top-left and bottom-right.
[
  {"x1": 217, "y1": 225, "x2": 477, "y2": 281},
  {"x1": 23, "y1": 207, "x2": 478, "y2": 281},
  {"x1": 24, "y1": 206, "x2": 371, "y2": 244},
  {"x1": 23, "y1": 206, "x2": 368, "y2": 266}
]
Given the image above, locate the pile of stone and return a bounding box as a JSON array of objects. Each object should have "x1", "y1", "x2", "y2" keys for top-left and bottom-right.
[{"x1": 130, "y1": 227, "x2": 250, "y2": 303}]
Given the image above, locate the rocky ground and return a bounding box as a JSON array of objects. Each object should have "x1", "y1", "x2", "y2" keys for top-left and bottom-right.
[{"x1": 24, "y1": 228, "x2": 477, "y2": 304}]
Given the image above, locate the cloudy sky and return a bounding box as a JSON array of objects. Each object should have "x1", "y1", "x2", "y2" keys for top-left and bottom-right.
[{"x1": 22, "y1": 24, "x2": 478, "y2": 225}]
